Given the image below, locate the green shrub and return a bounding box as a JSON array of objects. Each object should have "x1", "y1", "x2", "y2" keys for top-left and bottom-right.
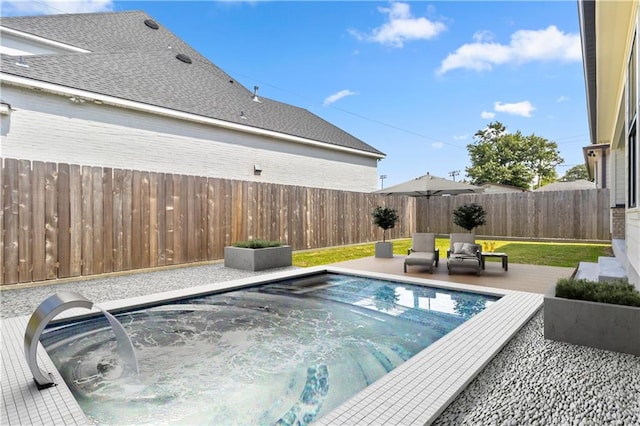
[
  {"x1": 556, "y1": 278, "x2": 640, "y2": 307},
  {"x1": 233, "y1": 239, "x2": 283, "y2": 249},
  {"x1": 452, "y1": 203, "x2": 486, "y2": 232}
]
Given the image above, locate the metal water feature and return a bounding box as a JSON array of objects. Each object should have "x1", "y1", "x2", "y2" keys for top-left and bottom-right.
[{"x1": 24, "y1": 291, "x2": 139, "y2": 389}]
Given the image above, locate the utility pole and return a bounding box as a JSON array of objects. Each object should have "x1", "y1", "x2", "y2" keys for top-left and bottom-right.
[
  {"x1": 380, "y1": 175, "x2": 387, "y2": 189},
  {"x1": 448, "y1": 170, "x2": 460, "y2": 181}
]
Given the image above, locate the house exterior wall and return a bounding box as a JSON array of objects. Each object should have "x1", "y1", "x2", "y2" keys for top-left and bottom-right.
[
  {"x1": 626, "y1": 211, "x2": 640, "y2": 288},
  {"x1": 592, "y1": 148, "x2": 607, "y2": 188},
  {"x1": 625, "y1": 10, "x2": 640, "y2": 288},
  {"x1": 613, "y1": 147, "x2": 626, "y2": 205},
  {"x1": 0, "y1": 85, "x2": 379, "y2": 192},
  {"x1": 594, "y1": 1, "x2": 640, "y2": 288}
]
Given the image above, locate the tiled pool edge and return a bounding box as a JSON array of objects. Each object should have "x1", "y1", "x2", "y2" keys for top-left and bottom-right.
[
  {"x1": 315, "y1": 287, "x2": 541, "y2": 425},
  {"x1": 1, "y1": 267, "x2": 542, "y2": 425},
  {"x1": 2, "y1": 316, "x2": 89, "y2": 425}
]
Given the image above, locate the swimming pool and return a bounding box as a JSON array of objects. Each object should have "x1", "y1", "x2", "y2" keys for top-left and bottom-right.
[{"x1": 40, "y1": 272, "x2": 499, "y2": 425}]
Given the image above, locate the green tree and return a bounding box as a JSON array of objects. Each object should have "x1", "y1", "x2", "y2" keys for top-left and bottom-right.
[
  {"x1": 466, "y1": 122, "x2": 564, "y2": 189},
  {"x1": 561, "y1": 164, "x2": 590, "y2": 181},
  {"x1": 371, "y1": 206, "x2": 399, "y2": 242},
  {"x1": 452, "y1": 203, "x2": 487, "y2": 232}
]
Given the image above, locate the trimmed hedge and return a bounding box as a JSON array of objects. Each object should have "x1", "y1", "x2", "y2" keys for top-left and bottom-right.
[
  {"x1": 232, "y1": 239, "x2": 283, "y2": 249},
  {"x1": 556, "y1": 278, "x2": 640, "y2": 307}
]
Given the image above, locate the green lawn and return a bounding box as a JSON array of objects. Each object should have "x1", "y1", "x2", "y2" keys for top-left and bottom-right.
[{"x1": 293, "y1": 238, "x2": 611, "y2": 269}]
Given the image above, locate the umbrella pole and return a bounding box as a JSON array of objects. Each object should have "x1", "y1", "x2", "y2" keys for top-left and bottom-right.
[{"x1": 426, "y1": 196, "x2": 430, "y2": 232}]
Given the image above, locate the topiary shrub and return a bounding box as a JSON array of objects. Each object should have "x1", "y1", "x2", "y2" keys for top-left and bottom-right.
[
  {"x1": 372, "y1": 206, "x2": 399, "y2": 242},
  {"x1": 556, "y1": 278, "x2": 640, "y2": 307},
  {"x1": 452, "y1": 203, "x2": 486, "y2": 232},
  {"x1": 233, "y1": 239, "x2": 283, "y2": 249}
]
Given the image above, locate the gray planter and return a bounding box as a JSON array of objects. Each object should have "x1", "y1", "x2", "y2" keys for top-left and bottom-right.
[
  {"x1": 224, "y1": 245, "x2": 292, "y2": 271},
  {"x1": 544, "y1": 283, "x2": 640, "y2": 356},
  {"x1": 375, "y1": 242, "x2": 394, "y2": 258}
]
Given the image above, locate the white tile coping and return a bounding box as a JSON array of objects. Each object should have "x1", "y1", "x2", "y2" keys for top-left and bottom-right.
[{"x1": 1, "y1": 266, "x2": 542, "y2": 425}]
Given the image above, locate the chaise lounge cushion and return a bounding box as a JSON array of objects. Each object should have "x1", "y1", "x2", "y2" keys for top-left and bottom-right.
[
  {"x1": 404, "y1": 233, "x2": 439, "y2": 273},
  {"x1": 447, "y1": 239, "x2": 482, "y2": 276},
  {"x1": 404, "y1": 252, "x2": 435, "y2": 272}
]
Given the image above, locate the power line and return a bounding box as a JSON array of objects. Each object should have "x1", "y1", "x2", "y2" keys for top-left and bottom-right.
[{"x1": 228, "y1": 71, "x2": 467, "y2": 149}]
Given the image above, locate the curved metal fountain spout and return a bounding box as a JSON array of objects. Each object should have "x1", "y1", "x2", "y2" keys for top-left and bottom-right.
[{"x1": 24, "y1": 291, "x2": 139, "y2": 389}]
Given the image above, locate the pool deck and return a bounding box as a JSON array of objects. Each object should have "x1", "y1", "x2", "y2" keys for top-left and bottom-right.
[
  {"x1": 1, "y1": 262, "x2": 548, "y2": 425},
  {"x1": 329, "y1": 255, "x2": 575, "y2": 294}
]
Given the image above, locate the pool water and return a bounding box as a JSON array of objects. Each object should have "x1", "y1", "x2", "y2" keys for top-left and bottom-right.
[{"x1": 41, "y1": 273, "x2": 499, "y2": 425}]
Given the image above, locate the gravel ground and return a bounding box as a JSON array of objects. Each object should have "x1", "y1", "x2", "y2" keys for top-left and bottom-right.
[
  {"x1": 2, "y1": 265, "x2": 639, "y2": 424},
  {"x1": 0, "y1": 263, "x2": 298, "y2": 319},
  {"x1": 434, "y1": 310, "x2": 640, "y2": 425}
]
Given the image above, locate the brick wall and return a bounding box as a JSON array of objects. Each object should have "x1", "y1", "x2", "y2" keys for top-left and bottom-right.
[
  {"x1": 611, "y1": 206, "x2": 626, "y2": 239},
  {"x1": 0, "y1": 85, "x2": 379, "y2": 192}
]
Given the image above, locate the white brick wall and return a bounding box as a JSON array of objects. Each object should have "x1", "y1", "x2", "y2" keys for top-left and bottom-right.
[
  {"x1": 626, "y1": 210, "x2": 640, "y2": 288},
  {"x1": 0, "y1": 85, "x2": 379, "y2": 192}
]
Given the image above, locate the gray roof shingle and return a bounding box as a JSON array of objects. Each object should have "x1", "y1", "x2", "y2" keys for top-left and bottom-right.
[{"x1": 1, "y1": 11, "x2": 384, "y2": 156}]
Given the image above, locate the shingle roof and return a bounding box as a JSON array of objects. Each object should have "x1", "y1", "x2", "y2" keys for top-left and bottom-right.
[
  {"x1": 1, "y1": 11, "x2": 384, "y2": 156},
  {"x1": 534, "y1": 179, "x2": 596, "y2": 192}
]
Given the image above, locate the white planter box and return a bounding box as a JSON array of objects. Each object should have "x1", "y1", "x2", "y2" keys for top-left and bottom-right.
[
  {"x1": 224, "y1": 245, "x2": 292, "y2": 271},
  {"x1": 544, "y1": 284, "x2": 640, "y2": 356},
  {"x1": 375, "y1": 242, "x2": 393, "y2": 258}
]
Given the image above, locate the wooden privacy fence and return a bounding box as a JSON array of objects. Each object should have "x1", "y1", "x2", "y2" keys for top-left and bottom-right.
[
  {"x1": 1, "y1": 158, "x2": 415, "y2": 285},
  {"x1": 1, "y1": 158, "x2": 610, "y2": 285},
  {"x1": 414, "y1": 189, "x2": 610, "y2": 241}
]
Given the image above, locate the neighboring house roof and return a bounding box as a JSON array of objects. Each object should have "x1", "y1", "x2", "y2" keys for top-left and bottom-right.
[
  {"x1": 0, "y1": 11, "x2": 384, "y2": 157},
  {"x1": 479, "y1": 183, "x2": 528, "y2": 193},
  {"x1": 534, "y1": 180, "x2": 596, "y2": 192}
]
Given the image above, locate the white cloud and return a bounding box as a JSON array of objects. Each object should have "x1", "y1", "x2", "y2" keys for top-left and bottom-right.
[
  {"x1": 494, "y1": 101, "x2": 536, "y2": 117},
  {"x1": 472, "y1": 30, "x2": 494, "y2": 43},
  {"x1": 438, "y1": 25, "x2": 581, "y2": 74},
  {"x1": 323, "y1": 89, "x2": 357, "y2": 106},
  {"x1": 349, "y1": 2, "x2": 446, "y2": 48},
  {"x1": 2, "y1": 0, "x2": 113, "y2": 15},
  {"x1": 432, "y1": 142, "x2": 444, "y2": 149},
  {"x1": 557, "y1": 95, "x2": 569, "y2": 102},
  {"x1": 481, "y1": 111, "x2": 496, "y2": 119},
  {"x1": 453, "y1": 134, "x2": 468, "y2": 140}
]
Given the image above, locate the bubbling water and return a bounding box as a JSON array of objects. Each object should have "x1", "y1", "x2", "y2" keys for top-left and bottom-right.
[{"x1": 42, "y1": 275, "x2": 498, "y2": 425}]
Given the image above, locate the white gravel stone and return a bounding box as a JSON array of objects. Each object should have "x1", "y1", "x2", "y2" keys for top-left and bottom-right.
[
  {"x1": 0, "y1": 263, "x2": 298, "y2": 319},
  {"x1": 432, "y1": 310, "x2": 640, "y2": 425}
]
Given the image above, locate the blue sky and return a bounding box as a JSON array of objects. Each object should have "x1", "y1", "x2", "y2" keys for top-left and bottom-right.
[{"x1": 2, "y1": 1, "x2": 588, "y2": 188}]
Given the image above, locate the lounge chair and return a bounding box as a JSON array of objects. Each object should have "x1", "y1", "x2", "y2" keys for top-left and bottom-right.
[
  {"x1": 446, "y1": 233, "x2": 482, "y2": 276},
  {"x1": 404, "y1": 233, "x2": 439, "y2": 273}
]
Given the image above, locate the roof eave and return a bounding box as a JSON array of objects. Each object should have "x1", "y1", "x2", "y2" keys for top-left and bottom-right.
[
  {"x1": 578, "y1": 0, "x2": 597, "y2": 146},
  {"x1": 1, "y1": 74, "x2": 385, "y2": 160}
]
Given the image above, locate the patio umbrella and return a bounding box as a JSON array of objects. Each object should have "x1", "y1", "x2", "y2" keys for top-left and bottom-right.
[{"x1": 374, "y1": 173, "x2": 484, "y2": 231}]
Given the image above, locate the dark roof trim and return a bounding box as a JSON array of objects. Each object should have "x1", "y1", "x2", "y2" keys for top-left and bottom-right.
[{"x1": 578, "y1": 0, "x2": 597, "y2": 145}]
